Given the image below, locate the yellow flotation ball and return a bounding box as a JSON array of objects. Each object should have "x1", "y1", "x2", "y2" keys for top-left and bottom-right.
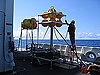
[
  {"x1": 56, "y1": 12, "x2": 63, "y2": 19},
  {"x1": 22, "y1": 19, "x2": 31, "y2": 29},
  {"x1": 48, "y1": 13, "x2": 56, "y2": 19},
  {"x1": 49, "y1": 21, "x2": 55, "y2": 27},
  {"x1": 42, "y1": 12, "x2": 48, "y2": 18},
  {"x1": 42, "y1": 20, "x2": 48, "y2": 27},
  {"x1": 32, "y1": 23, "x2": 37, "y2": 29},
  {"x1": 22, "y1": 18, "x2": 37, "y2": 29},
  {"x1": 48, "y1": 6, "x2": 56, "y2": 13},
  {"x1": 30, "y1": 18, "x2": 36, "y2": 24},
  {"x1": 56, "y1": 20, "x2": 62, "y2": 27},
  {"x1": 22, "y1": 19, "x2": 27, "y2": 28},
  {"x1": 25, "y1": 20, "x2": 31, "y2": 28},
  {"x1": 30, "y1": 18, "x2": 37, "y2": 29},
  {"x1": 49, "y1": 18, "x2": 56, "y2": 21}
]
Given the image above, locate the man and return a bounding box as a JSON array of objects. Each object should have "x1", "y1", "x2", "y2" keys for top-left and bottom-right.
[{"x1": 65, "y1": 20, "x2": 76, "y2": 47}]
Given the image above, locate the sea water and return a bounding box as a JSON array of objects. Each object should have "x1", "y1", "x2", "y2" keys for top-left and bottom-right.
[{"x1": 14, "y1": 39, "x2": 100, "y2": 48}]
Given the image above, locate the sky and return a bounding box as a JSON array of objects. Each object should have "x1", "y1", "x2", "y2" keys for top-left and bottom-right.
[{"x1": 14, "y1": 0, "x2": 100, "y2": 40}]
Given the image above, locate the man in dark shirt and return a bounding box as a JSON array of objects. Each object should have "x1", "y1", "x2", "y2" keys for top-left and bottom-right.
[{"x1": 65, "y1": 20, "x2": 76, "y2": 47}]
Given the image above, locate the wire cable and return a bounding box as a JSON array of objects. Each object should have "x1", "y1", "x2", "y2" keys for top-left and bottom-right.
[
  {"x1": 65, "y1": 31, "x2": 68, "y2": 40},
  {"x1": 18, "y1": 28, "x2": 22, "y2": 50},
  {"x1": 54, "y1": 27, "x2": 61, "y2": 41},
  {"x1": 43, "y1": 26, "x2": 49, "y2": 39},
  {"x1": 54, "y1": 27, "x2": 69, "y2": 45}
]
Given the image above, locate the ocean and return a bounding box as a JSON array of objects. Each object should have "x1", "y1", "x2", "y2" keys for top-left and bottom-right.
[{"x1": 14, "y1": 39, "x2": 100, "y2": 48}]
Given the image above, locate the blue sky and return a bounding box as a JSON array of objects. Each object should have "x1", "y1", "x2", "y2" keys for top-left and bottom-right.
[{"x1": 14, "y1": 0, "x2": 100, "y2": 39}]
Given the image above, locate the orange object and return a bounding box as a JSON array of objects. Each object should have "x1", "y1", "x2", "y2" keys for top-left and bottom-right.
[
  {"x1": 81, "y1": 66, "x2": 88, "y2": 74},
  {"x1": 49, "y1": 18, "x2": 56, "y2": 21},
  {"x1": 22, "y1": 18, "x2": 37, "y2": 29},
  {"x1": 48, "y1": 13, "x2": 56, "y2": 19},
  {"x1": 42, "y1": 12, "x2": 48, "y2": 18},
  {"x1": 49, "y1": 21, "x2": 55, "y2": 27},
  {"x1": 56, "y1": 20, "x2": 62, "y2": 27},
  {"x1": 56, "y1": 12, "x2": 63, "y2": 19},
  {"x1": 30, "y1": 23, "x2": 37, "y2": 29},
  {"x1": 30, "y1": 18, "x2": 37, "y2": 29},
  {"x1": 42, "y1": 20, "x2": 48, "y2": 27}
]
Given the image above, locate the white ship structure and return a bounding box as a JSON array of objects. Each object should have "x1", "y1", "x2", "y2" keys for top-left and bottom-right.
[{"x1": 0, "y1": 0, "x2": 15, "y2": 73}]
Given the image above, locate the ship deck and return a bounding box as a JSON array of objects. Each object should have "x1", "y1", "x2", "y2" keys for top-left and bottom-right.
[{"x1": 13, "y1": 51, "x2": 83, "y2": 75}]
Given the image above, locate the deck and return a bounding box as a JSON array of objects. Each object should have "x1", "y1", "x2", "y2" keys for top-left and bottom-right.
[{"x1": 13, "y1": 51, "x2": 83, "y2": 75}]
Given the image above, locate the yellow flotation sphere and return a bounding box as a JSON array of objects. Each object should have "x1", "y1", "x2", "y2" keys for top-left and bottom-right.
[
  {"x1": 22, "y1": 19, "x2": 30, "y2": 29},
  {"x1": 22, "y1": 18, "x2": 37, "y2": 29},
  {"x1": 22, "y1": 19, "x2": 28, "y2": 29},
  {"x1": 27, "y1": 19, "x2": 31, "y2": 28},
  {"x1": 42, "y1": 12, "x2": 48, "y2": 18},
  {"x1": 22, "y1": 19, "x2": 27, "y2": 27},
  {"x1": 32, "y1": 23, "x2": 37, "y2": 29},
  {"x1": 48, "y1": 6, "x2": 56, "y2": 13},
  {"x1": 56, "y1": 12, "x2": 63, "y2": 19},
  {"x1": 29, "y1": 23, "x2": 37, "y2": 29},
  {"x1": 48, "y1": 13, "x2": 56, "y2": 19},
  {"x1": 30, "y1": 18, "x2": 37, "y2": 29},
  {"x1": 49, "y1": 18, "x2": 56, "y2": 21},
  {"x1": 30, "y1": 18, "x2": 36, "y2": 24},
  {"x1": 56, "y1": 20, "x2": 62, "y2": 27},
  {"x1": 49, "y1": 21, "x2": 55, "y2": 27},
  {"x1": 42, "y1": 20, "x2": 48, "y2": 27},
  {"x1": 25, "y1": 22, "x2": 30, "y2": 29}
]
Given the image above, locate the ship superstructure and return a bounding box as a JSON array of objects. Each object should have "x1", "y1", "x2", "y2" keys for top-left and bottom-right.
[{"x1": 0, "y1": 0, "x2": 15, "y2": 73}]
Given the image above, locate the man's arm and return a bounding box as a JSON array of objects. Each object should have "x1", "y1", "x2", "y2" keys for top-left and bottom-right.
[{"x1": 65, "y1": 20, "x2": 69, "y2": 25}]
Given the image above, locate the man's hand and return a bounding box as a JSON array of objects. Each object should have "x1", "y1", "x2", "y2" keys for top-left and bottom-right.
[
  {"x1": 65, "y1": 20, "x2": 67, "y2": 23},
  {"x1": 65, "y1": 20, "x2": 69, "y2": 25}
]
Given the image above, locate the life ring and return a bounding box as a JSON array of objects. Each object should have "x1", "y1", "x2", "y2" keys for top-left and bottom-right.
[{"x1": 85, "y1": 51, "x2": 96, "y2": 62}]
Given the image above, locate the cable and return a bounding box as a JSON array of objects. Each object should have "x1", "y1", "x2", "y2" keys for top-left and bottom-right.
[
  {"x1": 29, "y1": 32, "x2": 31, "y2": 40},
  {"x1": 65, "y1": 31, "x2": 68, "y2": 40},
  {"x1": 18, "y1": 28, "x2": 22, "y2": 50},
  {"x1": 54, "y1": 27, "x2": 61, "y2": 41},
  {"x1": 73, "y1": 49, "x2": 86, "y2": 66},
  {"x1": 54, "y1": 28, "x2": 68, "y2": 44},
  {"x1": 37, "y1": 15, "x2": 39, "y2": 45},
  {"x1": 43, "y1": 26, "x2": 49, "y2": 39},
  {"x1": 31, "y1": 29, "x2": 33, "y2": 44},
  {"x1": 54, "y1": 27, "x2": 69, "y2": 45}
]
